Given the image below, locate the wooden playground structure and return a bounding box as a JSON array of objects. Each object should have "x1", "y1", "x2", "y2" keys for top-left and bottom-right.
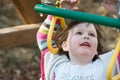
[{"x1": 0, "y1": 0, "x2": 46, "y2": 49}]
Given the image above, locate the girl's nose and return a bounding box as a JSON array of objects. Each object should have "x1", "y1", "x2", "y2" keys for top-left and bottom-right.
[{"x1": 83, "y1": 36, "x2": 89, "y2": 39}]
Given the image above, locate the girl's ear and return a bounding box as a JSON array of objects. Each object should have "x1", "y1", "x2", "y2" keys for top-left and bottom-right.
[{"x1": 62, "y1": 41, "x2": 68, "y2": 51}]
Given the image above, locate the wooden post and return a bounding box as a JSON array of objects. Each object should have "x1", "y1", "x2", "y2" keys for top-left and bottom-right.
[
  {"x1": 0, "y1": 24, "x2": 40, "y2": 49},
  {"x1": 10, "y1": 0, "x2": 46, "y2": 24}
]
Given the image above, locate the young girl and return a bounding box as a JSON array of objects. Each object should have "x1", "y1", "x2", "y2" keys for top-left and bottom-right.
[{"x1": 37, "y1": 0, "x2": 120, "y2": 80}]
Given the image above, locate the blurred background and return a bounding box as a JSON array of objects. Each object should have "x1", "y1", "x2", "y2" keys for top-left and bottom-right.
[
  {"x1": 0, "y1": 0, "x2": 119, "y2": 80},
  {"x1": 0, "y1": 0, "x2": 41, "y2": 80}
]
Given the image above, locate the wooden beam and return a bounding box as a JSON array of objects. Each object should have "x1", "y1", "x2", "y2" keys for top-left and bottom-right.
[
  {"x1": 0, "y1": 24, "x2": 41, "y2": 49},
  {"x1": 10, "y1": 0, "x2": 46, "y2": 24}
]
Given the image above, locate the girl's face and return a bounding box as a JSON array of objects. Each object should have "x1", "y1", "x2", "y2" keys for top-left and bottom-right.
[{"x1": 62, "y1": 23, "x2": 98, "y2": 65}]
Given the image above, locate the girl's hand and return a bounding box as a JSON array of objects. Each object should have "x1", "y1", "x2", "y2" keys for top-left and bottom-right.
[
  {"x1": 101, "y1": 0, "x2": 118, "y2": 16},
  {"x1": 60, "y1": 0, "x2": 79, "y2": 10}
]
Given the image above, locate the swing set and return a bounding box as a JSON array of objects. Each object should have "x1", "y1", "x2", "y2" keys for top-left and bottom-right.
[{"x1": 34, "y1": 0, "x2": 120, "y2": 80}]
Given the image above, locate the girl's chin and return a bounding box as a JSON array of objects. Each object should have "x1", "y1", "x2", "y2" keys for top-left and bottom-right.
[
  {"x1": 78, "y1": 50, "x2": 93, "y2": 55},
  {"x1": 78, "y1": 48, "x2": 91, "y2": 52}
]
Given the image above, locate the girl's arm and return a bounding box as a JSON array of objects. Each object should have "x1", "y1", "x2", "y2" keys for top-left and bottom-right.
[
  {"x1": 37, "y1": 15, "x2": 60, "y2": 53},
  {"x1": 37, "y1": 15, "x2": 63, "y2": 80},
  {"x1": 101, "y1": 0, "x2": 118, "y2": 16}
]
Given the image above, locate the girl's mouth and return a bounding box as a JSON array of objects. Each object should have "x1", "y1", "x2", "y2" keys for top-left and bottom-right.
[{"x1": 80, "y1": 42, "x2": 90, "y2": 47}]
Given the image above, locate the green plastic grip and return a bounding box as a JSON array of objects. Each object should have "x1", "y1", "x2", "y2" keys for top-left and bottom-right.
[{"x1": 34, "y1": 4, "x2": 120, "y2": 29}]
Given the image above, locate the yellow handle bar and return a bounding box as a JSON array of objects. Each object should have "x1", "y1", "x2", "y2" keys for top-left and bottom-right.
[
  {"x1": 47, "y1": 16, "x2": 66, "y2": 54},
  {"x1": 107, "y1": 38, "x2": 120, "y2": 80}
]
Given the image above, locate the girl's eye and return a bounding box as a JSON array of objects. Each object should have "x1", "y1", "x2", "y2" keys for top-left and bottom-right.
[
  {"x1": 89, "y1": 33, "x2": 95, "y2": 37},
  {"x1": 76, "y1": 32, "x2": 82, "y2": 35}
]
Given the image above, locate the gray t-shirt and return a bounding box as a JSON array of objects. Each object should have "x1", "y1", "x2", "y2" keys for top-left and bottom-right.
[{"x1": 54, "y1": 50, "x2": 119, "y2": 80}]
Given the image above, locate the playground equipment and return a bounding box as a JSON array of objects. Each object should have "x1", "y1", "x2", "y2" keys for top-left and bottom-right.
[
  {"x1": 0, "y1": 0, "x2": 42, "y2": 49},
  {"x1": 34, "y1": 1, "x2": 120, "y2": 80}
]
